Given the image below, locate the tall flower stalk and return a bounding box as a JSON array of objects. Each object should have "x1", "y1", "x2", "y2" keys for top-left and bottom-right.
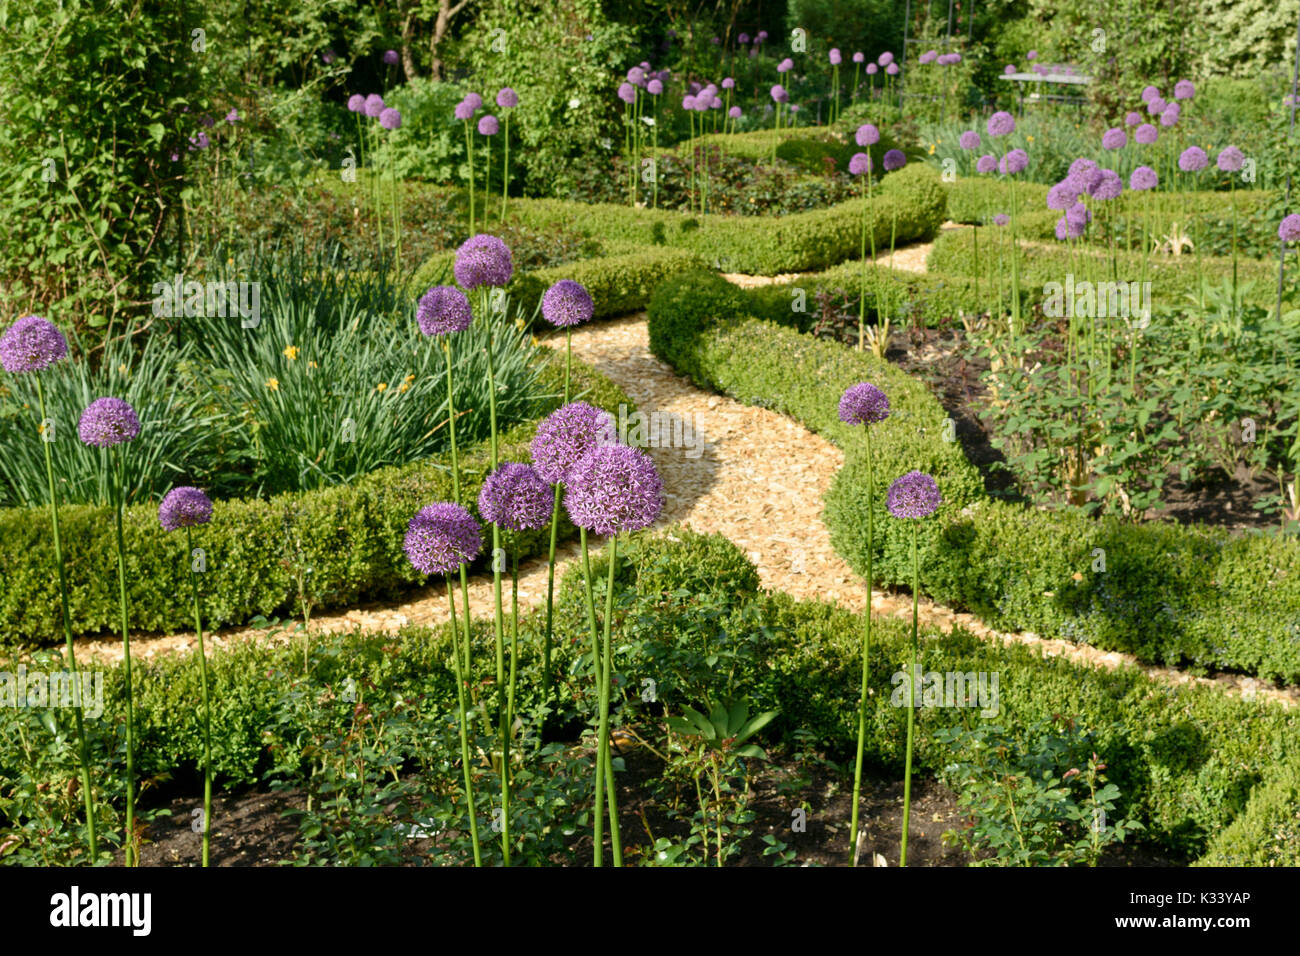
[{"x1": 496, "y1": 88, "x2": 518, "y2": 220}]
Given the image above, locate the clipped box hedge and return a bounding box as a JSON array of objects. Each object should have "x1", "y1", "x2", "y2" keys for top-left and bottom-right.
[
  {"x1": 647, "y1": 269, "x2": 1300, "y2": 683},
  {"x1": 0, "y1": 358, "x2": 633, "y2": 647}
]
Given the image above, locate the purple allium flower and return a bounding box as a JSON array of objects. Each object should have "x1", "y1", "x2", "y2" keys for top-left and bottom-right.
[
  {"x1": 711, "y1": 35, "x2": 720, "y2": 45},
  {"x1": 1086, "y1": 167, "x2": 1123, "y2": 200},
  {"x1": 1140, "y1": 85, "x2": 1160, "y2": 103},
  {"x1": 739, "y1": 33, "x2": 751, "y2": 44},
  {"x1": 647, "y1": 79, "x2": 663, "y2": 95},
  {"x1": 887, "y1": 471, "x2": 941, "y2": 519},
  {"x1": 886, "y1": 63, "x2": 899, "y2": 75},
  {"x1": 158, "y1": 486, "x2": 213, "y2": 532},
  {"x1": 789, "y1": 104, "x2": 800, "y2": 114},
  {"x1": 1134, "y1": 123, "x2": 1158, "y2": 145},
  {"x1": 728, "y1": 105, "x2": 742, "y2": 118},
  {"x1": 363, "y1": 94, "x2": 385, "y2": 118},
  {"x1": 531, "y1": 401, "x2": 618, "y2": 484},
  {"x1": 454, "y1": 100, "x2": 474, "y2": 121},
  {"x1": 1174, "y1": 79, "x2": 1195, "y2": 100},
  {"x1": 226, "y1": 108, "x2": 239, "y2": 124},
  {"x1": 1027, "y1": 49, "x2": 1038, "y2": 61},
  {"x1": 1047, "y1": 178, "x2": 1081, "y2": 210},
  {"x1": 883, "y1": 149, "x2": 906, "y2": 171},
  {"x1": 78, "y1": 397, "x2": 140, "y2": 448},
  {"x1": 383, "y1": 49, "x2": 399, "y2": 65},
  {"x1": 848, "y1": 152, "x2": 872, "y2": 176},
  {"x1": 497, "y1": 87, "x2": 519, "y2": 108},
  {"x1": 853, "y1": 52, "x2": 865, "y2": 63},
  {"x1": 878, "y1": 51, "x2": 894, "y2": 66},
  {"x1": 856, "y1": 124, "x2": 881, "y2": 147},
  {"x1": 454, "y1": 234, "x2": 513, "y2": 290},
  {"x1": 1279, "y1": 214, "x2": 1300, "y2": 242},
  {"x1": 959, "y1": 130, "x2": 981, "y2": 150},
  {"x1": 1102, "y1": 127, "x2": 1127, "y2": 150},
  {"x1": 949, "y1": 53, "x2": 962, "y2": 63},
  {"x1": 464, "y1": 92, "x2": 483, "y2": 112},
  {"x1": 1033, "y1": 64, "x2": 1049, "y2": 76},
  {"x1": 478, "y1": 463, "x2": 552, "y2": 531},
  {"x1": 1124, "y1": 111, "x2": 1141, "y2": 126},
  {"x1": 416, "y1": 286, "x2": 472, "y2": 336},
  {"x1": 682, "y1": 95, "x2": 696, "y2": 111},
  {"x1": 1066, "y1": 201, "x2": 1092, "y2": 232},
  {"x1": 1130, "y1": 165, "x2": 1158, "y2": 191},
  {"x1": 1175, "y1": 146, "x2": 1207, "y2": 172},
  {"x1": 722, "y1": 77, "x2": 735, "y2": 89},
  {"x1": 1055, "y1": 216, "x2": 1070, "y2": 241},
  {"x1": 866, "y1": 63, "x2": 878, "y2": 75},
  {"x1": 987, "y1": 111, "x2": 1015, "y2": 137},
  {"x1": 1147, "y1": 96, "x2": 1166, "y2": 115},
  {"x1": 404, "y1": 503, "x2": 482, "y2": 576},
  {"x1": 541, "y1": 279, "x2": 594, "y2": 328},
  {"x1": 1217, "y1": 146, "x2": 1245, "y2": 172},
  {"x1": 778, "y1": 57, "x2": 794, "y2": 73},
  {"x1": 190, "y1": 132, "x2": 211, "y2": 150},
  {"x1": 993, "y1": 213, "x2": 1010, "y2": 226},
  {"x1": 1004, "y1": 64, "x2": 1016, "y2": 74},
  {"x1": 478, "y1": 114, "x2": 498, "y2": 136},
  {"x1": 976, "y1": 154, "x2": 997, "y2": 174},
  {"x1": 771, "y1": 84, "x2": 789, "y2": 103},
  {"x1": 347, "y1": 93, "x2": 365, "y2": 112},
  {"x1": 0, "y1": 316, "x2": 67, "y2": 373},
  {"x1": 919, "y1": 50, "x2": 937, "y2": 65},
  {"x1": 1000, "y1": 148, "x2": 1029, "y2": 175},
  {"x1": 839, "y1": 382, "x2": 890, "y2": 425},
  {"x1": 711, "y1": 96, "x2": 723, "y2": 109},
  {"x1": 1158, "y1": 103, "x2": 1179, "y2": 127},
  {"x1": 830, "y1": 48, "x2": 842, "y2": 65},
  {"x1": 379, "y1": 107, "x2": 402, "y2": 130},
  {"x1": 564, "y1": 445, "x2": 664, "y2": 536},
  {"x1": 757, "y1": 30, "x2": 768, "y2": 42},
  {"x1": 627, "y1": 66, "x2": 646, "y2": 86},
  {"x1": 322, "y1": 49, "x2": 336, "y2": 64},
  {"x1": 617, "y1": 82, "x2": 636, "y2": 105}
]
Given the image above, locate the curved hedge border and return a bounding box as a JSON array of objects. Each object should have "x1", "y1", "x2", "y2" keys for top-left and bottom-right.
[
  {"x1": 0, "y1": 358, "x2": 633, "y2": 646},
  {"x1": 647, "y1": 269, "x2": 1300, "y2": 683}
]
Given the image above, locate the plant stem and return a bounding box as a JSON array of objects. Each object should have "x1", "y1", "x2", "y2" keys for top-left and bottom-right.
[
  {"x1": 849, "y1": 427, "x2": 874, "y2": 863},
  {"x1": 900, "y1": 521, "x2": 919, "y2": 867},
  {"x1": 186, "y1": 526, "x2": 213, "y2": 867},
  {"x1": 447, "y1": 579, "x2": 482, "y2": 866},
  {"x1": 113, "y1": 446, "x2": 136, "y2": 866},
  {"x1": 483, "y1": 287, "x2": 508, "y2": 865}
]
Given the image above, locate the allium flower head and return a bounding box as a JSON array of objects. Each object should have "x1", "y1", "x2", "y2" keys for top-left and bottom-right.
[
  {"x1": 838, "y1": 382, "x2": 890, "y2": 425},
  {"x1": 1087, "y1": 168, "x2": 1123, "y2": 200},
  {"x1": 454, "y1": 100, "x2": 474, "y2": 121},
  {"x1": 999, "y1": 148, "x2": 1028, "y2": 175},
  {"x1": 959, "y1": 130, "x2": 980, "y2": 150},
  {"x1": 379, "y1": 107, "x2": 402, "y2": 130},
  {"x1": 1047, "y1": 179, "x2": 1080, "y2": 210},
  {"x1": 541, "y1": 279, "x2": 594, "y2": 328},
  {"x1": 416, "y1": 286, "x2": 472, "y2": 336},
  {"x1": 1174, "y1": 79, "x2": 1195, "y2": 100},
  {"x1": 647, "y1": 79, "x2": 663, "y2": 95},
  {"x1": 919, "y1": 50, "x2": 937, "y2": 64},
  {"x1": 722, "y1": 77, "x2": 735, "y2": 89},
  {"x1": 1135, "y1": 123, "x2": 1158, "y2": 145},
  {"x1": 1130, "y1": 165, "x2": 1158, "y2": 191},
  {"x1": 478, "y1": 463, "x2": 552, "y2": 531},
  {"x1": 564, "y1": 445, "x2": 664, "y2": 536},
  {"x1": 463, "y1": 92, "x2": 483, "y2": 112},
  {"x1": 226, "y1": 108, "x2": 239, "y2": 124},
  {"x1": 757, "y1": 30, "x2": 768, "y2": 42},
  {"x1": 1027, "y1": 49, "x2": 1038, "y2": 60},
  {"x1": 866, "y1": 63, "x2": 878, "y2": 75},
  {"x1": 976, "y1": 154, "x2": 997, "y2": 174},
  {"x1": 1217, "y1": 146, "x2": 1244, "y2": 172},
  {"x1": 383, "y1": 49, "x2": 399, "y2": 65},
  {"x1": 497, "y1": 87, "x2": 519, "y2": 108},
  {"x1": 1140, "y1": 85, "x2": 1160, "y2": 103},
  {"x1": 771, "y1": 84, "x2": 789, "y2": 103},
  {"x1": 883, "y1": 149, "x2": 906, "y2": 171},
  {"x1": 778, "y1": 57, "x2": 794, "y2": 73},
  {"x1": 478, "y1": 114, "x2": 499, "y2": 136},
  {"x1": 848, "y1": 152, "x2": 871, "y2": 176},
  {"x1": 1066, "y1": 201, "x2": 1092, "y2": 231},
  {"x1": 886, "y1": 63, "x2": 899, "y2": 75},
  {"x1": 404, "y1": 503, "x2": 482, "y2": 576},
  {"x1": 878, "y1": 51, "x2": 894, "y2": 66},
  {"x1": 1279, "y1": 214, "x2": 1300, "y2": 242},
  {"x1": 0, "y1": 315, "x2": 67, "y2": 373},
  {"x1": 1004, "y1": 64, "x2": 1016, "y2": 74},
  {"x1": 1147, "y1": 96, "x2": 1166, "y2": 115},
  {"x1": 1159, "y1": 103, "x2": 1179, "y2": 126},
  {"x1": 531, "y1": 401, "x2": 618, "y2": 484},
  {"x1": 1178, "y1": 146, "x2": 1208, "y2": 171},
  {"x1": 78, "y1": 397, "x2": 140, "y2": 448},
  {"x1": 728, "y1": 105, "x2": 742, "y2": 118},
  {"x1": 682, "y1": 95, "x2": 696, "y2": 111},
  {"x1": 617, "y1": 82, "x2": 636, "y2": 105},
  {"x1": 830, "y1": 49, "x2": 842, "y2": 65},
  {"x1": 856, "y1": 123, "x2": 880, "y2": 146},
  {"x1": 454, "y1": 234, "x2": 513, "y2": 290},
  {"x1": 158, "y1": 486, "x2": 213, "y2": 532},
  {"x1": 347, "y1": 94, "x2": 365, "y2": 112},
  {"x1": 1055, "y1": 216, "x2": 1070, "y2": 241},
  {"x1": 1124, "y1": 111, "x2": 1141, "y2": 126},
  {"x1": 987, "y1": 111, "x2": 1015, "y2": 137},
  {"x1": 364, "y1": 94, "x2": 385, "y2": 118},
  {"x1": 853, "y1": 52, "x2": 865, "y2": 63},
  {"x1": 1102, "y1": 127, "x2": 1127, "y2": 150},
  {"x1": 887, "y1": 471, "x2": 941, "y2": 519},
  {"x1": 711, "y1": 96, "x2": 723, "y2": 109},
  {"x1": 993, "y1": 213, "x2": 1010, "y2": 226},
  {"x1": 739, "y1": 33, "x2": 751, "y2": 44},
  {"x1": 627, "y1": 66, "x2": 646, "y2": 86}
]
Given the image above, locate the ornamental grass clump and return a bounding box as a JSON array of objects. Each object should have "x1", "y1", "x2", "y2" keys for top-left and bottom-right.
[
  {"x1": 887, "y1": 470, "x2": 942, "y2": 867},
  {"x1": 78, "y1": 395, "x2": 141, "y2": 865}
]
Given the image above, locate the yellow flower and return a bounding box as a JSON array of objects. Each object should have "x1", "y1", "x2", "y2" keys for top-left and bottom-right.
[
  {"x1": 308, "y1": 361, "x2": 318, "y2": 369},
  {"x1": 118, "y1": 363, "x2": 127, "y2": 375},
  {"x1": 375, "y1": 382, "x2": 388, "y2": 392},
  {"x1": 928, "y1": 143, "x2": 936, "y2": 154},
  {"x1": 404, "y1": 374, "x2": 415, "y2": 383},
  {"x1": 398, "y1": 382, "x2": 410, "y2": 393},
  {"x1": 1027, "y1": 135, "x2": 1035, "y2": 143},
  {"x1": 266, "y1": 378, "x2": 280, "y2": 391},
  {"x1": 283, "y1": 345, "x2": 300, "y2": 360}
]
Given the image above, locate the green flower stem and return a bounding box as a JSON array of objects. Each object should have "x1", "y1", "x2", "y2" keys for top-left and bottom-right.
[
  {"x1": 113, "y1": 446, "x2": 136, "y2": 867},
  {"x1": 501, "y1": 111, "x2": 510, "y2": 221},
  {"x1": 580, "y1": 529, "x2": 622, "y2": 866},
  {"x1": 592, "y1": 533, "x2": 624, "y2": 867},
  {"x1": 849, "y1": 426, "x2": 874, "y2": 864},
  {"x1": 464, "y1": 119, "x2": 475, "y2": 236},
  {"x1": 185, "y1": 526, "x2": 213, "y2": 867},
  {"x1": 857, "y1": 173, "x2": 868, "y2": 350},
  {"x1": 1010, "y1": 176, "x2": 1021, "y2": 335},
  {"x1": 444, "y1": 338, "x2": 478, "y2": 729},
  {"x1": 900, "y1": 520, "x2": 919, "y2": 867},
  {"x1": 36, "y1": 377, "x2": 97, "y2": 861},
  {"x1": 446, "y1": 578, "x2": 482, "y2": 866},
  {"x1": 541, "y1": 330, "x2": 573, "y2": 711},
  {"x1": 370, "y1": 127, "x2": 384, "y2": 255},
  {"x1": 483, "y1": 133, "x2": 492, "y2": 233}
]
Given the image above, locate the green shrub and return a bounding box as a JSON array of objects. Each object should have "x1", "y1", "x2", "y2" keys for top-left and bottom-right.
[{"x1": 1195, "y1": 753, "x2": 1300, "y2": 866}]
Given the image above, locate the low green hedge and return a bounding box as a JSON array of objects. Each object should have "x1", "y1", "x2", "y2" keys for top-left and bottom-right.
[
  {"x1": 0, "y1": 358, "x2": 633, "y2": 647},
  {"x1": 1195, "y1": 752, "x2": 1300, "y2": 866},
  {"x1": 647, "y1": 269, "x2": 1300, "y2": 683}
]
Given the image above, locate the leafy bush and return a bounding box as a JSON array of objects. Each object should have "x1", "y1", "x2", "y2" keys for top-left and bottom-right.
[{"x1": 1195, "y1": 753, "x2": 1300, "y2": 866}]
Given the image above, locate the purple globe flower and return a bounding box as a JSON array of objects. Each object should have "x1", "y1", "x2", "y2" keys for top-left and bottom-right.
[
  {"x1": 0, "y1": 315, "x2": 67, "y2": 373},
  {"x1": 722, "y1": 77, "x2": 735, "y2": 89},
  {"x1": 1217, "y1": 146, "x2": 1244, "y2": 172},
  {"x1": 1179, "y1": 146, "x2": 1208, "y2": 171},
  {"x1": 383, "y1": 49, "x2": 399, "y2": 65},
  {"x1": 627, "y1": 66, "x2": 646, "y2": 86},
  {"x1": 886, "y1": 63, "x2": 899, "y2": 75},
  {"x1": 1174, "y1": 79, "x2": 1195, "y2": 100},
  {"x1": 1124, "y1": 111, "x2": 1141, "y2": 126},
  {"x1": 739, "y1": 33, "x2": 751, "y2": 44},
  {"x1": 987, "y1": 111, "x2": 1015, "y2": 137},
  {"x1": 999, "y1": 148, "x2": 1029, "y2": 175},
  {"x1": 1047, "y1": 178, "x2": 1082, "y2": 211},
  {"x1": 771, "y1": 84, "x2": 789, "y2": 103},
  {"x1": 1102, "y1": 127, "x2": 1127, "y2": 150},
  {"x1": 404, "y1": 503, "x2": 482, "y2": 576},
  {"x1": 856, "y1": 123, "x2": 880, "y2": 146},
  {"x1": 949, "y1": 53, "x2": 962, "y2": 64},
  {"x1": 682, "y1": 95, "x2": 697, "y2": 111},
  {"x1": 1134, "y1": 123, "x2": 1158, "y2": 145},
  {"x1": 647, "y1": 78, "x2": 663, "y2": 95},
  {"x1": 454, "y1": 234, "x2": 513, "y2": 290},
  {"x1": 1146, "y1": 97, "x2": 1166, "y2": 115},
  {"x1": 883, "y1": 149, "x2": 906, "y2": 171},
  {"x1": 711, "y1": 96, "x2": 723, "y2": 109},
  {"x1": 1066, "y1": 201, "x2": 1092, "y2": 232},
  {"x1": 757, "y1": 30, "x2": 768, "y2": 42},
  {"x1": 347, "y1": 93, "x2": 365, "y2": 112},
  {"x1": 830, "y1": 49, "x2": 842, "y2": 65},
  {"x1": 993, "y1": 213, "x2": 1010, "y2": 226},
  {"x1": 541, "y1": 279, "x2": 594, "y2": 328},
  {"x1": 363, "y1": 94, "x2": 385, "y2": 118},
  {"x1": 226, "y1": 108, "x2": 239, "y2": 124},
  {"x1": 838, "y1": 382, "x2": 890, "y2": 425},
  {"x1": 789, "y1": 104, "x2": 800, "y2": 114},
  {"x1": 778, "y1": 57, "x2": 794, "y2": 73},
  {"x1": 1130, "y1": 165, "x2": 1158, "y2": 191},
  {"x1": 158, "y1": 486, "x2": 213, "y2": 532},
  {"x1": 531, "y1": 402, "x2": 618, "y2": 484},
  {"x1": 617, "y1": 82, "x2": 636, "y2": 105},
  {"x1": 564, "y1": 445, "x2": 664, "y2": 536},
  {"x1": 1086, "y1": 168, "x2": 1123, "y2": 200},
  {"x1": 379, "y1": 107, "x2": 402, "y2": 130},
  {"x1": 848, "y1": 152, "x2": 872, "y2": 176},
  {"x1": 1026, "y1": 49, "x2": 1038, "y2": 61},
  {"x1": 478, "y1": 114, "x2": 499, "y2": 136},
  {"x1": 454, "y1": 100, "x2": 474, "y2": 121},
  {"x1": 887, "y1": 471, "x2": 941, "y2": 519},
  {"x1": 497, "y1": 87, "x2": 519, "y2": 108},
  {"x1": 853, "y1": 52, "x2": 865, "y2": 64},
  {"x1": 878, "y1": 51, "x2": 894, "y2": 66},
  {"x1": 728, "y1": 105, "x2": 742, "y2": 119},
  {"x1": 919, "y1": 50, "x2": 937, "y2": 65},
  {"x1": 1279, "y1": 214, "x2": 1300, "y2": 242},
  {"x1": 463, "y1": 92, "x2": 483, "y2": 112},
  {"x1": 1140, "y1": 85, "x2": 1160, "y2": 103},
  {"x1": 416, "y1": 286, "x2": 472, "y2": 336},
  {"x1": 1054, "y1": 217, "x2": 1070, "y2": 241},
  {"x1": 1004, "y1": 64, "x2": 1016, "y2": 74},
  {"x1": 189, "y1": 132, "x2": 211, "y2": 150},
  {"x1": 78, "y1": 397, "x2": 140, "y2": 448},
  {"x1": 478, "y1": 463, "x2": 553, "y2": 531},
  {"x1": 866, "y1": 63, "x2": 878, "y2": 75},
  {"x1": 959, "y1": 130, "x2": 981, "y2": 150},
  {"x1": 976, "y1": 154, "x2": 997, "y2": 174},
  {"x1": 1159, "y1": 103, "x2": 1179, "y2": 126}
]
